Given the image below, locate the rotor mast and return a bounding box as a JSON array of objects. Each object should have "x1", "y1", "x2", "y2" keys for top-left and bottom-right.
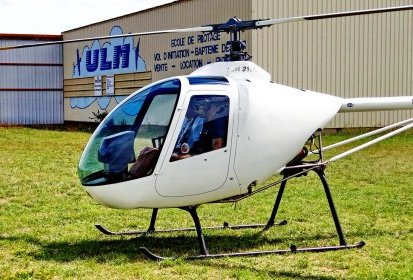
[{"x1": 210, "y1": 18, "x2": 261, "y2": 61}]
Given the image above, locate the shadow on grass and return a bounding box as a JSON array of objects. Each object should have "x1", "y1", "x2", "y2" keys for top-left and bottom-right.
[
  {"x1": 2, "y1": 229, "x2": 371, "y2": 279},
  {"x1": 2, "y1": 227, "x2": 363, "y2": 263},
  {"x1": 198, "y1": 260, "x2": 339, "y2": 280},
  {"x1": 31, "y1": 233, "x2": 288, "y2": 261},
  {"x1": 23, "y1": 122, "x2": 98, "y2": 132},
  {"x1": 2, "y1": 232, "x2": 344, "y2": 279}
]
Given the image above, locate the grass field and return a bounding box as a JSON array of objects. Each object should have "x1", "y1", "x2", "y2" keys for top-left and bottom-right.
[{"x1": 0, "y1": 126, "x2": 412, "y2": 279}]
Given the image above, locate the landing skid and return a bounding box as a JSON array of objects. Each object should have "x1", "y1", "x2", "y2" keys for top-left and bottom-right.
[
  {"x1": 140, "y1": 241, "x2": 366, "y2": 261},
  {"x1": 96, "y1": 165, "x2": 365, "y2": 260}
]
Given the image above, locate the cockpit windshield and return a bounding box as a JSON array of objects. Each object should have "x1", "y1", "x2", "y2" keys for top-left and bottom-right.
[{"x1": 78, "y1": 79, "x2": 180, "y2": 186}]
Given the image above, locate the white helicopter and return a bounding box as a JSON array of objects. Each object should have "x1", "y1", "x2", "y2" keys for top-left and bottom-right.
[{"x1": 2, "y1": 5, "x2": 413, "y2": 260}]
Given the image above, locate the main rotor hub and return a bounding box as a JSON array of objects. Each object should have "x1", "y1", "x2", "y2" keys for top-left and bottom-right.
[{"x1": 211, "y1": 17, "x2": 265, "y2": 61}]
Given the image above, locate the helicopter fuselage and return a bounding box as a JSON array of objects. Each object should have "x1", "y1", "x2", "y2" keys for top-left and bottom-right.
[{"x1": 79, "y1": 61, "x2": 343, "y2": 209}]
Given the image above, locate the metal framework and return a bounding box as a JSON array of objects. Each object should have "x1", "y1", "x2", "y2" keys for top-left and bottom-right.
[
  {"x1": 95, "y1": 117, "x2": 412, "y2": 260},
  {"x1": 96, "y1": 158, "x2": 365, "y2": 260}
]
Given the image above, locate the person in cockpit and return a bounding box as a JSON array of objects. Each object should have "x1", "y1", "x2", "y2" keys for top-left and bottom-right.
[
  {"x1": 171, "y1": 96, "x2": 229, "y2": 161},
  {"x1": 171, "y1": 98, "x2": 206, "y2": 161}
]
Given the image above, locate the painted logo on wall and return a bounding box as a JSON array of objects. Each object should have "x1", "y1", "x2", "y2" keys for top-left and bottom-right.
[{"x1": 72, "y1": 26, "x2": 147, "y2": 78}]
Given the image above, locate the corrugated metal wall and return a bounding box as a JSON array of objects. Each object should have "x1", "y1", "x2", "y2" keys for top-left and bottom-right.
[
  {"x1": 61, "y1": 0, "x2": 413, "y2": 127},
  {"x1": 0, "y1": 39, "x2": 63, "y2": 125},
  {"x1": 251, "y1": 0, "x2": 413, "y2": 127},
  {"x1": 0, "y1": 92, "x2": 63, "y2": 124}
]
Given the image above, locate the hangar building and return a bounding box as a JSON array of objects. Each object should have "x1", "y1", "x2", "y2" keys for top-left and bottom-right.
[
  {"x1": 2, "y1": 0, "x2": 413, "y2": 127},
  {"x1": 0, "y1": 34, "x2": 63, "y2": 124}
]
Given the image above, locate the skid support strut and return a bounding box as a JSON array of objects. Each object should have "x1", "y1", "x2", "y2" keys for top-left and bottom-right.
[
  {"x1": 140, "y1": 165, "x2": 364, "y2": 260},
  {"x1": 264, "y1": 166, "x2": 347, "y2": 246},
  {"x1": 316, "y1": 167, "x2": 346, "y2": 245},
  {"x1": 95, "y1": 208, "x2": 159, "y2": 236},
  {"x1": 182, "y1": 206, "x2": 208, "y2": 256}
]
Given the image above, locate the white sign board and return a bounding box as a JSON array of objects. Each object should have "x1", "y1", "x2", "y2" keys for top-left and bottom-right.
[
  {"x1": 94, "y1": 76, "x2": 102, "y2": 96},
  {"x1": 106, "y1": 75, "x2": 115, "y2": 95}
]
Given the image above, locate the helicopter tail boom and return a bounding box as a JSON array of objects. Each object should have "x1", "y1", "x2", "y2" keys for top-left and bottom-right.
[{"x1": 339, "y1": 96, "x2": 413, "y2": 112}]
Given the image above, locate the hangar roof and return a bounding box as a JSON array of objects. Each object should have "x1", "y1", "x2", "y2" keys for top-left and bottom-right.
[{"x1": 0, "y1": 34, "x2": 63, "y2": 41}]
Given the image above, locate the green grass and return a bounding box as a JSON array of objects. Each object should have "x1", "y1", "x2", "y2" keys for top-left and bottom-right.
[{"x1": 1, "y1": 126, "x2": 412, "y2": 279}]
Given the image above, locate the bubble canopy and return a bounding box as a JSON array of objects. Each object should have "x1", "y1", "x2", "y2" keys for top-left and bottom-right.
[{"x1": 78, "y1": 79, "x2": 181, "y2": 186}]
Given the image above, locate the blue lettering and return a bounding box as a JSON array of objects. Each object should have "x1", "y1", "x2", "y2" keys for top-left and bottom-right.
[
  {"x1": 167, "y1": 49, "x2": 190, "y2": 60},
  {"x1": 197, "y1": 32, "x2": 220, "y2": 43},
  {"x1": 195, "y1": 45, "x2": 219, "y2": 56},
  {"x1": 180, "y1": 59, "x2": 203, "y2": 69},
  {"x1": 188, "y1": 36, "x2": 195, "y2": 45},
  {"x1": 86, "y1": 49, "x2": 99, "y2": 72},
  {"x1": 113, "y1": 44, "x2": 130, "y2": 69},
  {"x1": 86, "y1": 44, "x2": 132, "y2": 73},
  {"x1": 154, "y1": 63, "x2": 168, "y2": 72},
  {"x1": 154, "y1": 53, "x2": 161, "y2": 61},
  {"x1": 222, "y1": 43, "x2": 231, "y2": 53},
  {"x1": 171, "y1": 38, "x2": 185, "y2": 47},
  {"x1": 100, "y1": 48, "x2": 112, "y2": 71}
]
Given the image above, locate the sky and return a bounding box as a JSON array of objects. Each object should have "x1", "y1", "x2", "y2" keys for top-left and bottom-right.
[{"x1": 0, "y1": 0, "x2": 175, "y2": 34}]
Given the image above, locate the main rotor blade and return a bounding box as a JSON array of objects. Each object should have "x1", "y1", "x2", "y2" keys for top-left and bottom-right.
[
  {"x1": 0, "y1": 26, "x2": 213, "y2": 51},
  {"x1": 2, "y1": 5, "x2": 412, "y2": 51},
  {"x1": 256, "y1": 5, "x2": 413, "y2": 27}
]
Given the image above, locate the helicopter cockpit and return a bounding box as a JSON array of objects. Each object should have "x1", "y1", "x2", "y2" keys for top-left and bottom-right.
[
  {"x1": 78, "y1": 77, "x2": 231, "y2": 188},
  {"x1": 78, "y1": 79, "x2": 181, "y2": 186}
]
